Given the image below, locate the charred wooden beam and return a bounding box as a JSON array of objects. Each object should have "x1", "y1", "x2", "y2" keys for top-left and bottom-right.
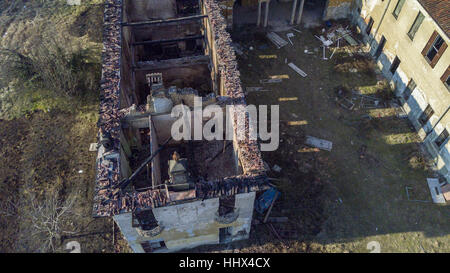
[
  {"x1": 132, "y1": 35, "x2": 204, "y2": 46},
  {"x1": 133, "y1": 55, "x2": 210, "y2": 71},
  {"x1": 122, "y1": 14, "x2": 208, "y2": 27}
]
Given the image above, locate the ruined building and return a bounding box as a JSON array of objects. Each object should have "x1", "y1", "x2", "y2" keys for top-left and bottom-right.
[
  {"x1": 94, "y1": 0, "x2": 270, "y2": 253},
  {"x1": 352, "y1": 0, "x2": 450, "y2": 182}
]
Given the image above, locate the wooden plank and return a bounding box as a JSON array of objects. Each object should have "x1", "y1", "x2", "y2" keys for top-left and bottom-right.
[
  {"x1": 267, "y1": 32, "x2": 288, "y2": 49},
  {"x1": 288, "y1": 63, "x2": 307, "y2": 77},
  {"x1": 132, "y1": 35, "x2": 204, "y2": 46},
  {"x1": 305, "y1": 136, "x2": 333, "y2": 152},
  {"x1": 263, "y1": 191, "x2": 279, "y2": 223},
  {"x1": 133, "y1": 55, "x2": 210, "y2": 71},
  {"x1": 122, "y1": 14, "x2": 208, "y2": 27},
  {"x1": 426, "y1": 178, "x2": 446, "y2": 204}
]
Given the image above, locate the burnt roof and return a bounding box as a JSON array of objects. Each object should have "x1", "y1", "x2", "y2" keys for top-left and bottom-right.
[
  {"x1": 418, "y1": 0, "x2": 450, "y2": 38},
  {"x1": 93, "y1": 0, "x2": 269, "y2": 217}
]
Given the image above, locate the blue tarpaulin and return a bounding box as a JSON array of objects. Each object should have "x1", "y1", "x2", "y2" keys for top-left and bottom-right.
[{"x1": 255, "y1": 187, "x2": 280, "y2": 214}]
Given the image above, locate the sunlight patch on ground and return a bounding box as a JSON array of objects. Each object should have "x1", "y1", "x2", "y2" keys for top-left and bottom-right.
[
  {"x1": 288, "y1": 120, "x2": 308, "y2": 126},
  {"x1": 383, "y1": 132, "x2": 419, "y2": 145},
  {"x1": 279, "y1": 97, "x2": 298, "y2": 102}
]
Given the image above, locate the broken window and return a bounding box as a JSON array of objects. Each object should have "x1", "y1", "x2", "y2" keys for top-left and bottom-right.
[
  {"x1": 366, "y1": 17, "x2": 374, "y2": 35},
  {"x1": 422, "y1": 31, "x2": 447, "y2": 68},
  {"x1": 435, "y1": 129, "x2": 449, "y2": 149},
  {"x1": 418, "y1": 105, "x2": 434, "y2": 125},
  {"x1": 132, "y1": 209, "x2": 159, "y2": 230},
  {"x1": 392, "y1": 0, "x2": 406, "y2": 19},
  {"x1": 141, "y1": 240, "x2": 167, "y2": 253},
  {"x1": 218, "y1": 195, "x2": 236, "y2": 216},
  {"x1": 403, "y1": 79, "x2": 416, "y2": 101},
  {"x1": 390, "y1": 56, "x2": 400, "y2": 74},
  {"x1": 407, "y1": 12, "x2": 424, "y2": 40}
]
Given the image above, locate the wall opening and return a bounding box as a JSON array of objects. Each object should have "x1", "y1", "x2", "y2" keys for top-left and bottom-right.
[{"x1": 219, "y1": 226, "x2": 233, "y2": 243}]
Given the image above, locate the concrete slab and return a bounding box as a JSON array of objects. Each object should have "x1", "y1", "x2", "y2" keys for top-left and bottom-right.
[
  {"x1": 426, "y1": 178, "x2": 446, "y2": 204},
  {"x1": 305, "y1": 136, "x2": 333, "y2": 152}
]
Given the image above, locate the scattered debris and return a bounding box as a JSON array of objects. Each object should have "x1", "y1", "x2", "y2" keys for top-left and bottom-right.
[
  {"x1": 288, "y1": 63, "x2": 307, "y2": 77},
  {"x1": 263, "y1": 191, "x2": 280, "y2": 223},
  {"x1": 255, "y1": 188, "x2": 280, "y2": 214},
  {"x1": 260, "y1": 78, "x2": 283, "y2": 84},
  {"x1": 267, "y1": 32, "x2": 288, "y2": 49},
  {"x1": 259, "y1": 55, "x2": 277, "y2": 59},
  {"x1": 314, "y1": 35, "x2": 333, "y2": 47},
  {"x1": 89, "y1": 143, "x2": 98, "y2": 152},
  {"x1": 246, "y1": 87, "x2": 269, "y2": 93},
  {"x1": 305, "y1": 136, "x2": 333, "y2": 152},
  {"x1": 272, "y1": 165, "x2": 282, "y2": 172},
  {"x1": 286, "y1": 33, "x2": 295, "y2": 46},
  {"x1": 232, "y1": 43, "x2": 244, "y2": 55}
]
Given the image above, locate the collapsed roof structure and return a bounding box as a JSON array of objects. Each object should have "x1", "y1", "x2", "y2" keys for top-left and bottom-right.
[{"x1": 94, "y1": 0, "x2": 271, "y2": 252}]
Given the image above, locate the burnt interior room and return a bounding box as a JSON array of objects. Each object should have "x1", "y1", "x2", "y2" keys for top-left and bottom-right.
[
  {"x1": 121, "y1": 116, "x2": 244, "y2": 193},
  {"x1": 121, "y1": 0, "x2": 213, "y2": 106}
]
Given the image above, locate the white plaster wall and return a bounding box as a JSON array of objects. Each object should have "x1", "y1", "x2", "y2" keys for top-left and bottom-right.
[
  {"x1": 350, "y1": 0, "x2": 450, "y2": 181},
  {"x1": 113, "y1": 192, "x2": 256, "y2": 252}
]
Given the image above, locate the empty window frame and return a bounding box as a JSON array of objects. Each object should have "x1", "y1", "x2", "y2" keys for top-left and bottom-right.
[
  {"x1": 422, "y1": 31, "x2": 448, "y2": 68},
  {"x1": 403, "y1": 79, "x2": 416, "y2": 101},
  {"x1": 392, "y1": 0, "x2": 406, "y2": 19},
  {"x1": 435, "y1": 129, "x2": 449, "y2": 149},
  {"x1": 390, "y1": 56, "x2": 401, "y2": 74},
  {"x1": 427, "y1": 36, "x2": 445, "y2": 62},
  {"x1": 418, "y1": 105, "x2": 434, "y2": 125},
  {"x1": 218, "y1": 195, "x2": 236, "y2": 216},
  {"x1": 366, "y1": 17, "x2": 374, "y2": 35},
  {"x1": 407, "y1": 12, "x2": 425, "y2": 40}
]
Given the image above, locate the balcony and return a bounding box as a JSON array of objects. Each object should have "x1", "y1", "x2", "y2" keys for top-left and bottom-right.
[
  {"x1": 135, "y1": 225, "x2": 164, "y2": 237},
  {"x1": 215, "y1": 208, "x2": 239, "y2": 224}
]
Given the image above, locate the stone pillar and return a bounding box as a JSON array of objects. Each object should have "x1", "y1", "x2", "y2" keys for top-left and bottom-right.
[
  {"x1": 296, "y1": 0, "x2": 305, "y2": 25},
  {"x1": 257, "y1": 0, "x2": 262, "y2": 26},
  {"x1": 290, "y1": 0, "x2": 298, "y2": 25},
  {"x1": 263, "y1": 0, "x2": 270, "y2": 27}
]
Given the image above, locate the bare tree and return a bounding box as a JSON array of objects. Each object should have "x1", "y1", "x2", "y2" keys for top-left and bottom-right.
[{"x1": 28, "y1": 192, "x2": 78, "y2": 252}]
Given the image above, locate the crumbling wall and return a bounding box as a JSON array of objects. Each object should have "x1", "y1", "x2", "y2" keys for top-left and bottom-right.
[
  {"x1": 324, "y1": 0, "x2": 353, "y2": 20},
  {"x1": 126, "y1": 0, "x2": 177, "y2": 22},
  {"x1": 113, "y1": 192, "x2": 256, "y2": 253}
]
